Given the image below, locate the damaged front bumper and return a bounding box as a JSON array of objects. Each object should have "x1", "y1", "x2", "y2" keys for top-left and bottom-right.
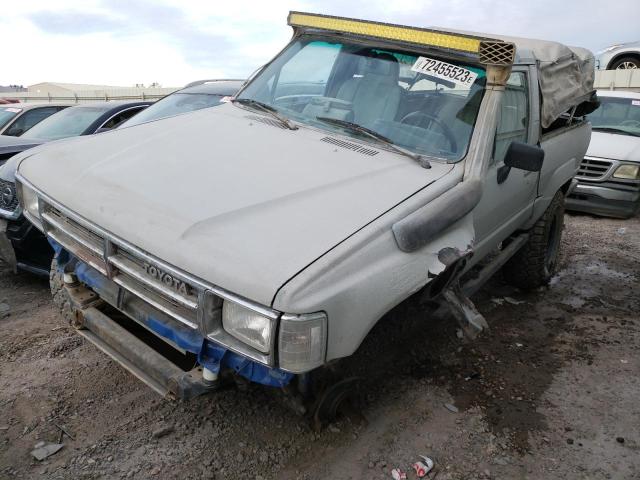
[
  {"x1": 54, "y1": 246, "x2": 294, "y2": 399},
  {"x1": 566, "y1": 181, "x2": 640, "y2": 218}
]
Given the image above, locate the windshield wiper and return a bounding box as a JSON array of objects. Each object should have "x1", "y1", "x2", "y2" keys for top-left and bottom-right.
[
  {"x1": 593, "y1": 126, "x2": 640, "y2": 137},
  {"x1": 231, "y1": 98, "x2": 298, "y2": 130},
  {"x1": 315, "y1": 116, "x2": 431, "y2": 168}
]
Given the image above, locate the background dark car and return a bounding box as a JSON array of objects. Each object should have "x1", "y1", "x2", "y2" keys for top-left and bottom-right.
[
  {"x1": 120, "y1": 79, "x2": 243, "y2": 127},
  {"x1": 21, "y1": 100, "x2": 151, "y2": 141},
  {"x1": 0, "y1": 103, "x2": 70, "y2": 137},
  {"x1": 0, "y1": 100, "x2": 151, "y2": 167},
  {"x1": 0, "y1": 100, "x2": 151, "y2": 274}
]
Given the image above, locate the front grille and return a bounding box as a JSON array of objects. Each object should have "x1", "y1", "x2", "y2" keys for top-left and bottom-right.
[
  {"x1": 576, "y1": 157, "x2": 613, "y2": 181},
  {"x1": 42, "y1": 206, "x2": 107, "y2": 275},
  {"x1": 0, "y1": 179, "x2": 18, "y2": 213},
  {"x1": 41, "y1": 202, "x2": 208, "y2": 330}
]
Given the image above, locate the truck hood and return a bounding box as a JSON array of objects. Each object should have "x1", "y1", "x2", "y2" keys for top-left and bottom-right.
[
  {"x1": 19, "y1": 104, "x2": 453, "y2": 305},
  {"x1": 587, "y1": 131, "x2": 640, "y2": 162}
]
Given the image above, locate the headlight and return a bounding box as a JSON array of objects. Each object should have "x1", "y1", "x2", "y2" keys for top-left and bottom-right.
[
  {"x1": 278, "y1": 312, "x2": 327, "y2": 373},
  {"x1": 15, "y1": 180, "x2": 43, "y2": 230},
  {"x1": 222, "y1": 301, "x2": 276, "y2": 354},
  {"x1": 613, "y1": 164, "x2": 640, "y2": 180}
]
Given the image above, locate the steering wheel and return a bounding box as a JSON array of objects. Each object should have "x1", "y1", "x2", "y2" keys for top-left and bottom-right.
[
  {"x1": 400, "y1": 111, "x2": 457, "y2": 153},
  {"x1": 620, "y1": 119, "x2": 640, "y2": 128}
]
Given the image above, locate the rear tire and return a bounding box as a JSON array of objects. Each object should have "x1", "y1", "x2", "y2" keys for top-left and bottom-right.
[
  {"x1": 503, "y1": 191, "x2": 565, "y2": 290},
  {"x1": 610, "y1": 56, "x2": 640, "y2": 70},
  {"x1": 49, "y1": 257, "x2": 75, "y2": 325}
]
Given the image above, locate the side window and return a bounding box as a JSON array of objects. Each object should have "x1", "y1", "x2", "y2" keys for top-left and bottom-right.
[
  {"x1": 493, "y1": 72, "x2": 529, "y2": 164},
  {"x1": 4, "y1": 107, "x2": 61, "y2": 136},
  {"x1": 99, "y1": 107, "x2": 146, "y2": 130}
]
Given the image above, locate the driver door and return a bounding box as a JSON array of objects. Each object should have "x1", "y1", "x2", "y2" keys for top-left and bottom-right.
[{"x1": 473, "y1": 69, "x2": 539, "y2": 259}]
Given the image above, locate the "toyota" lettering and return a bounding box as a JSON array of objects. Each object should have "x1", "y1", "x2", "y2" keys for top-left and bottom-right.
[{"x1": 142, "y1": 262, "x2": 191, "y2": 296}]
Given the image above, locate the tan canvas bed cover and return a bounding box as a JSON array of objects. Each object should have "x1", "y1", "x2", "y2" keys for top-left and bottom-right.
[{"x1": 447, "y1": 29, "x2": 596, "y2": 128}]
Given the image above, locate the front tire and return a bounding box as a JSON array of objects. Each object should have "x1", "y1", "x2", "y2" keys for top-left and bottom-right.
[
  {"x1": 610, "y1": 56, "x2": 640, "y2": 70},
  {"x1": 503, "y1": 191, "x2": 565, "y2": 290},
  {"x1": 49, "y1": 257, "x2": 76, "y2": 325}
]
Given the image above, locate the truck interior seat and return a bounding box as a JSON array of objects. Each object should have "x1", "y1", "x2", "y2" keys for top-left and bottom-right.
[{"x1": 337, "y1": 53, "x2": 402, "y2": 129}]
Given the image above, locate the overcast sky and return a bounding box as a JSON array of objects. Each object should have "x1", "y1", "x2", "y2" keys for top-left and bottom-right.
[{"x1": 1, "y1": 0, "x2": 638, "y2": 87}]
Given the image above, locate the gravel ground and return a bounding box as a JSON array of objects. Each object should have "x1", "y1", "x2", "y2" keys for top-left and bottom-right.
[{"x1": 0, "y1": 212, "x2": 638, "y2": 480}]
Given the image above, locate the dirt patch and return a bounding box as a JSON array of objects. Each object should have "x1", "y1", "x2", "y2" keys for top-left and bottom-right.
[{"x1": 1, "y1": 213, "x2": 639, "y2": 479}]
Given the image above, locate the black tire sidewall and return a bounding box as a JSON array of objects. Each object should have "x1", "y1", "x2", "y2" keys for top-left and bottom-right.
[
  {"x1": 503, "y1": 191, "x2": 565, "y2": 290},
  {"x1": 49, "y1": 257, "x2": 76, "y2": 325},
  {"x1": 542, "y1": 199, "x2": 564, "y2": 279}
]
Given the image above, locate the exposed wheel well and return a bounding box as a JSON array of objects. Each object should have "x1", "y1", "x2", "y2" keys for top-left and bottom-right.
[{"x1": 560, "y1": 178, "x2": 574, "y2": 195}]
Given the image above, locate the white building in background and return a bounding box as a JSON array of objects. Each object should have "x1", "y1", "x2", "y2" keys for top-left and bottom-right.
[
  {"x1": 1, "y1": 82, "x2": 177, "y2": 103},
  {"x1": 28, "y1": 82, "x2": 126, "y2": 97}
]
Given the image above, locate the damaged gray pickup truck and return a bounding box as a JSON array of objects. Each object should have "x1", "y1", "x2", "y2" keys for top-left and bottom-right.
[{"x1": 14, "y1": 12, "x2": 597, "y2": 421}]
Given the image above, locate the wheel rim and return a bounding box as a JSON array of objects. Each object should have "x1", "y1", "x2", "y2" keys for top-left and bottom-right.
[
  {"x1": 617, "y1": 62, "x2": 638, "y2": 70},
  {"x1": 544, "y1": 215, "x2": 561, "y2": 274}
]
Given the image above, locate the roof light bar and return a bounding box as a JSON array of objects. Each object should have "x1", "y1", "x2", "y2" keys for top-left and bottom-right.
[{"x1": 288, "y1": 12, "x2": 515, "y2": 66}]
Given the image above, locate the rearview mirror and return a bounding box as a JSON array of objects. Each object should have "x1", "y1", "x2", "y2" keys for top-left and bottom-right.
[{"x1": 504, "y1": 141, "x2": 544, "y2": 172}]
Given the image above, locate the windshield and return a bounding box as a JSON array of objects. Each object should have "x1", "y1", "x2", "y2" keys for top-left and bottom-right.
[
  {"x1": 238, "y1": 36, "x2": 486, "y2": 161},
  {"x1": 0, "y1": 107, "x2": 21, "y2": 130},
  {"x1": 587, "y1": 96, "x2": 640, "y2": 137},
  {"x1": 21, "y1": 106, "x2": 108, "y2": 141},
  {"x1": 121, "y1": 92, "x2": 225, "y2": 127}
]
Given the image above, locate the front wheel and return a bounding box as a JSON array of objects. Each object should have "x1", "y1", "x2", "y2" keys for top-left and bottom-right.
[
  {"x1": 610, "y1": 56, "x2": 640, "y2": 70},
  {"x1": 50, "y1": 257, "x2": 76, "y2": 325},
  {"x1": 503, "y1": 191, "x2": 565, "y2": 290}
]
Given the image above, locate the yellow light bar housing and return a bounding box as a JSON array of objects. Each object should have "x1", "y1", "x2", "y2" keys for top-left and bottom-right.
[{"x1": 288, "y1": 12, "x2": 515, "y2": 66}]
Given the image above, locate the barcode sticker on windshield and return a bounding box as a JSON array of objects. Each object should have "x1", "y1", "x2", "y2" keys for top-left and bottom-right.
[
  {"x1": 411, "y1": 57, "x2": 478, "y2": 87},
  {"x1": 4, "y1": 107, "x2": 21, "y2": 113},
  {"x1": 632, "y1": 100, "x2": 640, "y2": 106}
]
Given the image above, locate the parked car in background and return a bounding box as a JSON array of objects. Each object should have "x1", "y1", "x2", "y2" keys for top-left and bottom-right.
[
  {"x1": 567, "y1": 90, "x2": 640, "y2": 218},
  {"x1": 120, "y1": 79, "x2": 243, "y2": 128},
  {"x1": 0, "y1": 100, "x2": 152, "y2": 167},
  {"x1": 20, "y1": 100, "x2": 151, "y2": 142},
  {"x1": 0, "y1": 103, "x2": 70, "y2": 136},
  {"x1": 0, "y1": 135, "x2": 43, "y2": 165},
  {"x1": 0, "y1": 100, "x2": 151, "y2": 275},
  {"x1": 596, "y1": 41, "x2": 640, "y2": 70}
]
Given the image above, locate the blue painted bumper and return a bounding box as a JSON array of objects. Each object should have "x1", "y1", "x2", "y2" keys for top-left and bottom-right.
[{"x1": 52, "y1": 241, "x2": 293, "y2": 388}]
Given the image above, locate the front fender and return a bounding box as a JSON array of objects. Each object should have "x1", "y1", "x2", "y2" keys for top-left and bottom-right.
[{"x1": 273, "y1": 209, "x2": 475, "y2": 362}]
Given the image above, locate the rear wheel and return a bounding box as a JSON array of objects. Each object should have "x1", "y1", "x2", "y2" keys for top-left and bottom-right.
[
  {"x1": 503, "y1": 191, "x2": 565, "y2": 290},
  {"x1": 610, "y1": 56, "x2": 640, "y2": 70}
]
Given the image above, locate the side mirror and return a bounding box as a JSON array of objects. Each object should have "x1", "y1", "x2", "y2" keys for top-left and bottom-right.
[{"x1": 504, "y1": 141, "x2": 544, "y2": 172}]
